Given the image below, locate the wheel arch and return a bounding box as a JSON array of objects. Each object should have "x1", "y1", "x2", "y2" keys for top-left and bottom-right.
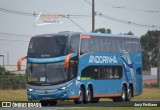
[
  {"x1": 80, "y1": 84, "x2": 86, "y2": 94},
  {"x1": 129, "y1": 83, "x2": 134, "y2": 97},
  {"x1": 122, "y1": 83, "x2": 127, "y2": 89},
  {"x1": 87, "y1": 83, "x2": 93, "y2": 97}
]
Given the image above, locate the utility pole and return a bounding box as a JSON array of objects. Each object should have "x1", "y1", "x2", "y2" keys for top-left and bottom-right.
[
  {"x1": 0, "y1": 55, "x2": 4, "y2": 67},
  {"x1": 7, "y1": 52, "x2": 9, "y2": 65},
  {"x1": 92, "y1": 0, "x2": 95, "y2": 32},
  {"x1": 0, "y1": 55, "x2": 4, "y2": 75},
  {"x1": 157, "y1": 31, "x2": 160, "y2": 88}
]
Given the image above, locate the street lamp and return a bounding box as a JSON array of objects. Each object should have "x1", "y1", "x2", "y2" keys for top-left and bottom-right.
[{"x1": 0, "y1": 55, "x2": 4, "y2": 67}]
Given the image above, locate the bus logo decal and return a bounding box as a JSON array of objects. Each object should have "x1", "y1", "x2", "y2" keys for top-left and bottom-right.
[
  {"x1": 89, "y1": 55, "x2": 117, "y2": 64},
  {"x1": 120, "y1": 54, "x2": 136, "y2": 84}
]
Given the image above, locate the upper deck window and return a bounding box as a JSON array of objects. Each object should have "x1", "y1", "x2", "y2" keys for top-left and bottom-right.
[
  {"x1": 28, "y1": 36, "x2": 69, "y2": 58},
  {"x1": 80, "y1": 35, "x2": 141, "y2": 54}
]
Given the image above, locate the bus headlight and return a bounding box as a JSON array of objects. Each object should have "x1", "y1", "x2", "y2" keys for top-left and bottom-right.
[
  {"x1": 28, "y1": 88, "x2": 34, "y2": 92},
  {"x1": 59, "y1": 87, "x2": 66, "y2": 90}
]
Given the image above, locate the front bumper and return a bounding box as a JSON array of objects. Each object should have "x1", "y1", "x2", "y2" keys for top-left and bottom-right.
[{"x1": 27, "y1": 89, "x2": 70, "y2": 100}]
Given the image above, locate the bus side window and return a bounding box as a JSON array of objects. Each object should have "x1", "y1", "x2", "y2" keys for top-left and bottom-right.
[
  {"x1": 108, "y1": 38, "x2": 112, "y2": 52},
  {"x1": 108, "y1": 38, "x2": 117, "y2": 53},
  {"x1": 108, "y1": 67, "x2": 113, "y2": 78},
  {"x1": 118, "y1": 39, "x2": 124, "y2": 53},
  {"x1": 91, "y1": 37, "x2": 100, "y2": 52},
  {"x1": 100, "y1": 38, "x2": 108, "y2": 52},
  {"x1": 126, "y1": 39, "x2": 132, "y2": 53},
  {"x1": 70, "y1": 35, "x2": 80, "y2": 52},
  {"x1": 81, "y1": 39, "x2": 90, "y2": 54},
  {"x1": 136, "y1": 67, "x2": 142, "y2": 75}
]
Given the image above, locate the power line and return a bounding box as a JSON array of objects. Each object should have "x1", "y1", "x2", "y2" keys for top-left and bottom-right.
[
  {"x1": 66, "y1": 16, "x2": 86, "y2": 32},
  {"x1": 112, "y1": 6, "x2": 160, "y2": 14},
  {"x1": 0, "y1": 38, "x2": 29, "y2": 43},
  {"x1": 83, "y1": 0, "x2": 92, "y2": 5},
  {"x1": 0, "y1": 7, "x2": 91, "y2": 18},
  {"x1": 0, "y1": 32, "x2": 31, "y2": 37},
  {"x1": 97, "y1": 0, "x2": 160, "y2": 14},
  {"x1": 0, "y1": 7, "x2": 37, "y2": 16},
  {"x1": 0, "y1": 41, "x2": 28, "y2": 45},
  {"x1": 0, "y1": 4, "x2": 159, "y2": 30},
  {"x1": 98, "y1": 13, "x2": 160, "y2": 29},
  {"x1": 82, "y1": 1, "x2": 160, "y2": 29}
]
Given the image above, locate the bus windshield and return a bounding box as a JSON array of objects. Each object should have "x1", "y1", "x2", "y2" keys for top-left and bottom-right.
[
  {"x1": 28, "y1": 35, "x2": 69, "y2": 58},
  {"x1": 27, "y1": 62, "x2": 67, "y2": 86}
]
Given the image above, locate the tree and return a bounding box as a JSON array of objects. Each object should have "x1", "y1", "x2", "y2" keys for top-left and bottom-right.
[
  {"x1": 0, "y1": 66, "x2": 5, "y2": 75},
  {"x1": 140, "y1": 30, "x2": 159, "y2": 70},
  {"x1": 124, "y1": 31, "x2": 134, "y2": 35},
  {"x1": 95, "y1": 28, "x2": 111, "y2": 34}
]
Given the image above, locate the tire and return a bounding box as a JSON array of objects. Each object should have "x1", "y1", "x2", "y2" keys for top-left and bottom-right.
[
  {"x1": 49, "y1": 100, "x2": 57, "y2": 106},
  {"x1": 120, "y1": 85, "x2": 127, "y2": 102},
  {"x1": 85, "y1": 87, "x2": 92, "y2": 103},
  {"x1": 126, "y1": 86, "x2": 132, "y2": 101},
  {"x1": 113, "y1": 86, "x2": 127, "y2": 102},
  {"x1": 40, "y1": 100, "x2": 48, "y2": 107},
  {"x1": 74, "y1": 86, "x2": 84, "y2": 104},
  {"x1": 91, "y1": 98, "x2": 99, "y2": 103},
  {"x1": 112, "y1": 97, "x2": 120, "y2": 102}
]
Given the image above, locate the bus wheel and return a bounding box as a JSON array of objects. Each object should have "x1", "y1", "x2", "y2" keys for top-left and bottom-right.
[
  {"x1": 126, "y1": 86, "x2": 132, "y2": 101},
  {"x1": 91, "y1": 98, "x2": 99, "y2": 103},
  {"x1": 85, "y1": 87, "x2": 92, "y2": 103},
  {"x1": 120, "y1": 85, "x2": 127, "y2": 102},
  {"x1": 40, "y1": 100, "x2": 48, "y2": 106},
  {"x1": 74, "y1": 86, "x2": 84, "y2": 104},
  {"x1": 49, "y1": 100, "x2": 57, "y2": 106},
  {"x1": 112, "y1": 97, "x2": 120, "y2": 102}
]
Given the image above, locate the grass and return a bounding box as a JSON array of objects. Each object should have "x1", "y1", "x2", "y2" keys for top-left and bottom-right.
[
  {"x1": 0, "y1": 88, "x2": 160, "y2": 101},
  {"x1": 133, "y1": 88, "x2": 160, "y2": 101},
  {"x1": 0, "y1": 89, "x2": 27, "y2": 101},
  {"x1": 0, "y1": 88, "x2": 160, "y2": 109}
]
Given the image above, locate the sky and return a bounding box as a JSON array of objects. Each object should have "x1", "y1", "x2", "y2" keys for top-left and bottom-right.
[{"x1": 0, "y1": 0, "x2": 160, "y2": 66}]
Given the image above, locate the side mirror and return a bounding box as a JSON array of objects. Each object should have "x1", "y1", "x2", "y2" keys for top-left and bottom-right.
[
  {"x1": 17, "y1": 56, "x2": 27, "y2": 71},
  {"x1": 64, "y1": 53, "x2": 73, "y2": 69}
]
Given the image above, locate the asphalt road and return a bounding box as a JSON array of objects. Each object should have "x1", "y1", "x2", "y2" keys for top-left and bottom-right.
[{"x1": 1, "y1": 100, "x2": 160, "y2": 110}]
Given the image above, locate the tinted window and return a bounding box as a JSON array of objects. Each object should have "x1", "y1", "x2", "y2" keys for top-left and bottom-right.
[
  {"x1": 91, "y1": 37, "x2": 100, "y2": 52},
  {"x1": 80, "y1": 36, "x2": 141, "y2": 54},
  {"x1": 28, "y1": 36, "x2": 69, "y2": 58},
  {"x1": 125, "y1": 38, "x2": 140, "y2": 53},
  {"x1": 136, "y1": 67, "x2": 142, "y2": 75},
  {"x1": 100, "y1": 38, "x2": 108, "y2": 52},
  {"x1": 70, "y1": 35, "x2": 80, "y2": 52},
  {"x1": 81, "y1": 38, "x2": 90, "y2": 54},
  {"x1": 118, "y1": 38, "x2": 125, "y2": 53},
  {"x1": 27, "y1": 62, "x2": 67, "y2": 85},
  {"x1": 81, "y1": 66, "x2": 122, "y2": 80}
]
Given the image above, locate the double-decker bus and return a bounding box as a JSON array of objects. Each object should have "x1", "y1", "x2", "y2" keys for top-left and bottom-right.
[{"x1": 18, "y1": 31, "x2": 142, "y2": 106}]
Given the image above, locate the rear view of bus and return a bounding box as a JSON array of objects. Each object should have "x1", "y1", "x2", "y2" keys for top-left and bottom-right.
[{"x1": 17, "y1": 31, "x2": 142, "y2": 106}]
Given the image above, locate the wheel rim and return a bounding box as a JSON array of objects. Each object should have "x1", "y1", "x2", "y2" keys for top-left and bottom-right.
[
  {"x1": 79, "y1": 88, "x2": 83, "y2": 102},
  {"x1": 122, "y1": 87, "x2": 126, "y2": 101},
  {"x1": 127, "y1": 88, "x2": 132, "y2": 100},
  {"x1": 86, "y1": 88, "x2": 91, "y2": 102}
]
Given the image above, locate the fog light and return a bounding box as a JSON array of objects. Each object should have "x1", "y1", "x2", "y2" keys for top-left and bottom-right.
[
  {"x1": 62, "y1": 93, "x2": 67, "y2": 96},
  {"x1": 28, "y1": 95, "x2": 32, "y2": 98}
]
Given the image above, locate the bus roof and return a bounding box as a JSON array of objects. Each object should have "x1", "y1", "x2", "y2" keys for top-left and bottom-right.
[
  {"x1": 81, "y1": 32, "x2": 139, "y2": 39},
  {"x1": 33, "y1": 31, "x2": 81, "y2": 38},
  {"x1": 32, "y1": 31, "x2": 139, "y2": 39}
]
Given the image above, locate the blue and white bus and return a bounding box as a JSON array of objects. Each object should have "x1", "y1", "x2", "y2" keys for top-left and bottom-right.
[{"x1": 18, "y1": 31, "x2": 142, "y2": 106}]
